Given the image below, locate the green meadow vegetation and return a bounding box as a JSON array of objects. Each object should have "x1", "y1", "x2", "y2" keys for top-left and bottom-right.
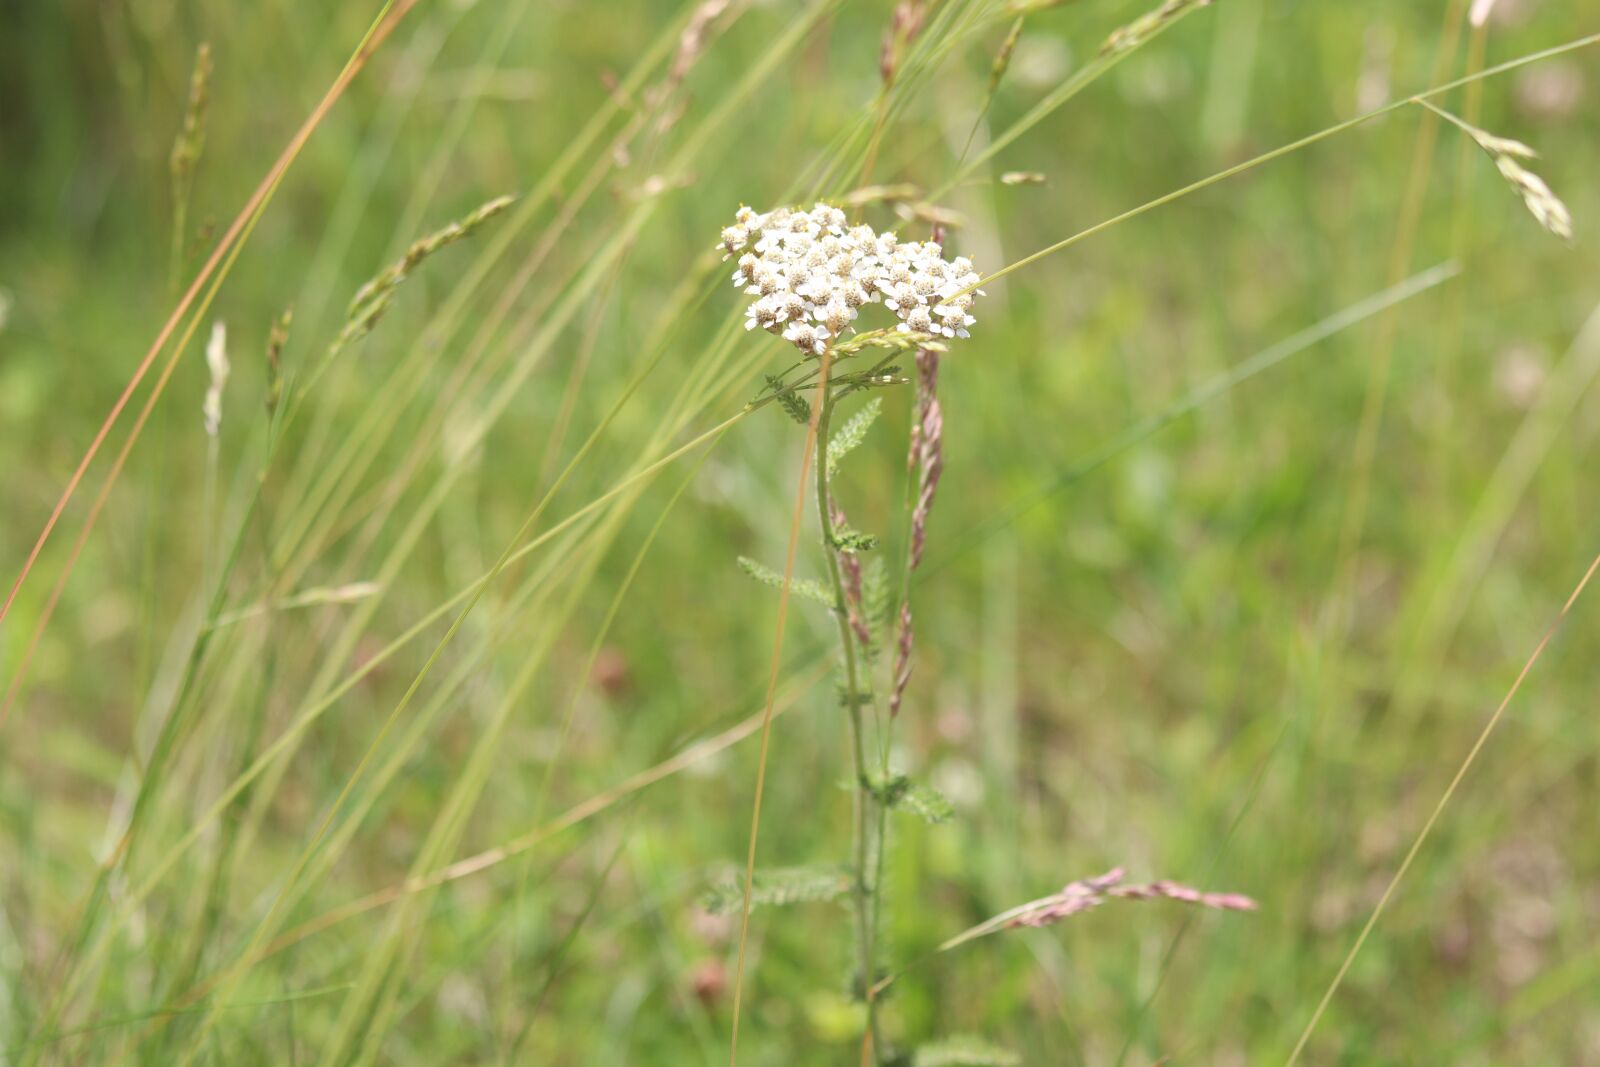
[{"x1": 2, "y1": 0, "x2": 1599, "y2": 1063}]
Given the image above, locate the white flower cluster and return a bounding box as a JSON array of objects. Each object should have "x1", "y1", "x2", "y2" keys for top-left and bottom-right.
[{"x1": 722, "y1": 203, "x2": 983, "y2": 357}]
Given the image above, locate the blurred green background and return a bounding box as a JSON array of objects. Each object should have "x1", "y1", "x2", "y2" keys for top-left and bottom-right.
[{"x1": 3, "y1": 0, "x2": 1599, "y2": 1063}]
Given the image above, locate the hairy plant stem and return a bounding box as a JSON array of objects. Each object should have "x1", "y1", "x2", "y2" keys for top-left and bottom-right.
[
  {"x1": 858, "y1": 362, "x2": 931, "y2": 1056},
  {"x1": 813, "y1": 388, "x2": 883, "y2": 1064},
  {"x1": 861, "y1": 755, "x2": 891, "y2": 1067}
]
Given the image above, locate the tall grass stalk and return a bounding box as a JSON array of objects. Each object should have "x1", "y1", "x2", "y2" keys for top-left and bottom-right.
[
  {"x1": 0, "y1": 0, "x2": 420, "y2": 634},
  {"x1": 1285, "y1": 546, "x2": 1600, "y2": 1065},
  {"x1": 1323, "y1": 0, "x2": 1471, "y2": 644},
  {"x1": 1428, "y1": 8, "x2": 1494, "y2": 496}
]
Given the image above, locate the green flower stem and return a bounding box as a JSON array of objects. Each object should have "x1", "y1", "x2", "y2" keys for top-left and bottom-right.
[{"x1": 812, "y1": 376, "x2": 883, "y2": 1063}]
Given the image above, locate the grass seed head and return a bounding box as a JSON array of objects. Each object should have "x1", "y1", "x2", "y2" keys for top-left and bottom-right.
[
  {"x1": 1494, "y1": 155, "x2": 1574, "y2": 242},
  {"x1": 169, "y1": 42, "x2": 213, "y2": 184},
  {"x1": 265, "y1": 307, "x2": 291, "y2": 415},
  {"x1": 988, "y1": 17, "x2": 1024, "y2": 97},
  {"x1": 1099, "y1": 0, "x2": 1212, "y2": 58},
  {"x1": 340, "y1": 193, "x2": 517, "y2": 346},
  {"x1": 1006, "y1": 0, "x2": 1083, "y2": 12},
  {"x1": 203, "y1": 320, "x2": 229, "y2": 437},
  {"x1": 1007, "y1": 868, "x2": 1258, "y2": 929},
  {"x1": 880, "y1": 1, "x2": 927, "y2": 86},
  {"x1": 671, "y1": 0, "x2": 734, "y2": 85},
  {"x1": 1420, "y1": 101, "x2": 1574, "y2": 243}
]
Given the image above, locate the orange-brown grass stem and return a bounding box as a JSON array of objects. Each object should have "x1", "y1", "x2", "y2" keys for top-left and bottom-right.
[{"x1": 0, "y1": 0, "x2": 419, "y2": 635}]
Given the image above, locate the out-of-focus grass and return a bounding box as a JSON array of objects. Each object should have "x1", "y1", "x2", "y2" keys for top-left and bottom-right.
[{"x1": 3, "y1": 1, "x2": 1599, "y2": 1063}]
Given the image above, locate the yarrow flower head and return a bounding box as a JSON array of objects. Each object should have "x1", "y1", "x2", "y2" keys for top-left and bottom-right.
[{"x1": 723, "y1": 202, "x2": 985, "y2": 357}]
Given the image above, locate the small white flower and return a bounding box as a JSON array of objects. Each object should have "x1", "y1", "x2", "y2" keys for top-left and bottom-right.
[
  {"x1": 820, "y1": 298, "x2": 855, "y2": 336},
  {"x1": 721, "y1": 201, "x2": 985, "y2": 357},
  {"x1": 813, "y1": 203, "x2": 847, "y2": 234},
  {"x1": 934, "y1": 304, "x2": 973, "y2": 339},
  {"x1": 798, "y1": 276, "x2": 831, "y2": 304},
  {"x1": 779, "y1": 292, "x2": 808, "y2": 323},
  {"x1": 747, "y1": 296, "x2": 783, "y2": 333},
  {"x1": 883, "y1": 280, "x2": 920, "y2": 313},
  {"x1": 783, "y1": 321, "x2": 828, "y2": 355},
  {"x1": 731, "y1": 252, "x2": 760, "y2": 287}
]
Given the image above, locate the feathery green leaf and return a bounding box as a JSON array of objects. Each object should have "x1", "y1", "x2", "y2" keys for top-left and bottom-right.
[
  {"x1": 868, "y1": 774, "x2": 955, "y2": 824},
  {"x1": 861, "y1": 556, "x2": 890, "y2": 655},
  {"x1": 703, "y1": 865, "x2": 853, "y2": 915},
  {"x1": 737, "y1": 557, "x2": 835, "y2": 606},
  {"x1": 827, "y1": 397, "x2": 883, "y2": 476},
  {"x1": 828, "y1": 527, "x2": 879, "y2": 554},
  {"x1": 911, "y1": 1037, "x2": 1021, "y2": 1067},
  {"x1": 765, "y1": 373, "x2": 813, "y2": 424}
]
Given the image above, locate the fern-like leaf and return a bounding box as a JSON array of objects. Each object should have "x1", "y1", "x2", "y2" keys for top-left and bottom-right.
[
  {"x1": 892, "y1": 781, "x2": 954, "y2": 824},
  {"x1": 837, "y1": 678, "x2": 874, "y2": 708},
  {"x1": 868, "y1": 774, "x2": 955, "y2": 824},
  {"x1": 828, "y1": 527, "x2": 879, "y2": 553},
  {"x1": 911, "y1": 1037, "x2": 1021, "y2": 1067},
  {"x1": 703, "y1": 865, "x2": 853, "y2": 915},
  {"x1": 736, "y1": 557, "x2": 835, "y2": 607},
  {"x1": 826, "y1": 397, "x2": 883, "y2": 476},
  {"x1": 861, "y1": 556, "x2": 889, "y2": 655},
  {"x1": 764, "y1": 374, "x2": 812, "y2": 424}
]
